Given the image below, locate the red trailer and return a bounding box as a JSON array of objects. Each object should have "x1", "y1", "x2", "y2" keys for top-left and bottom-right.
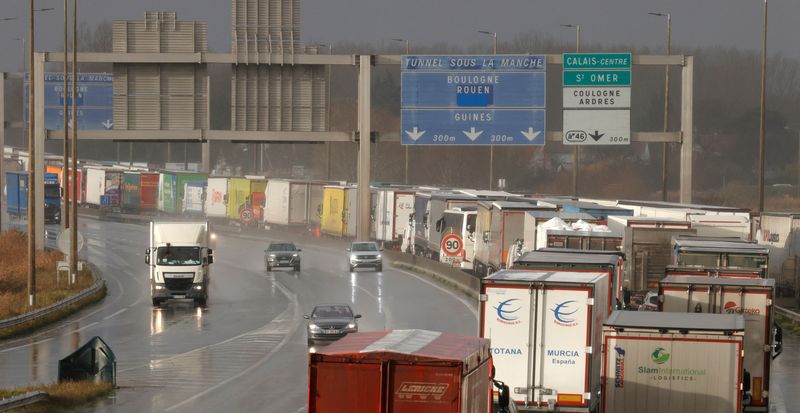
[
  {"x1": 62, "y1": 168, "x2": 83, "y2": 204},
  {"x1": 139, "y1": 173, "x2": 160, "y2": 211},
  {"x1": 308, "y1": 329, "x2": 493, "y2": 413}
]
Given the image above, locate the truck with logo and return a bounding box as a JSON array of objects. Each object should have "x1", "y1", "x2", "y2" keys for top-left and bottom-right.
[
  {"x1": 602, "y1": 311, "x2": 746, "y2": 413},
  {"x1": 480, "y1": 270, "x2": 609, "y2": 411},
  {"x1": 658, "y1": 275, "x2": 783, "y2": 411},
  {"x1": 308, "y1": 329, "x2": 509, "y2": 413},
  {"x1": 511, "y1": 249, "x2": 625, "y2": 314},
  {"x1": 145, "y1": 221, "x2": 214, "y2": 307}
]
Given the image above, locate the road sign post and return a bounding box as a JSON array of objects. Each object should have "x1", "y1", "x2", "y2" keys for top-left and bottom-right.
[
  {"x1": 562, "y1": 53, "x2": 632, "y2": 146},
  {"x1": 401, "y1": 55, "x2": 547, "y2": 146}
]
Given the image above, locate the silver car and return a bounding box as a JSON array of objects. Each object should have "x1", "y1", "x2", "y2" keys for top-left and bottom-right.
[{"x1": 347, "y1": 241, "x2": 383, "y2": 272}]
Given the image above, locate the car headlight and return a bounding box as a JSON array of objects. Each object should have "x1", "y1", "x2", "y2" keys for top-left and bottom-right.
[
  {"x1": 350, "y1": 254, "x2": 357, "y2": 260},
  {"x1": 194, "y1": 285, "x2": 203, "y2": 290},
  {"x1": 376, "y1": 254, "x2": 382, "y2": 259},
  {"x1": 154, "y1": 285, "x2": 165, "y2": 290},
  {"x1": 293, "y1": 253, "x2": 299, "y2": 257},
  {"x1": 309, "y1": 323, "x2": 320, "y2": 331},
  {"x1": 348, "y1": 323, "x2": 356, "y2": 329}
]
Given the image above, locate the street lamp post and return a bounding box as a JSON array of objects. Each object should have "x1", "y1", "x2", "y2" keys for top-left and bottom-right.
[
  {"x1": 27, "y1": 0, "x2": 36, "y2": 307},
  {"x1": 70, "y1": 0, "x2": 78, "y2": 280},
  {"x1": 649, "y1": 12, "x2": 672, "y2": 202},
  {"x1": 478, "y1": 30, "x2": 497, "y2": 190},
  {"x1": 561, "y1": 24, "x2": 581, "y2": 198},
  {"x1": 392, "y1": 38, "x2": 411, "y2": 184},
  {"x1": 757, "y1": 0, "x2": 768, "y2": 212},
  {"x1": 62, "y1": 0, "x2": 69, "y2": 229}
]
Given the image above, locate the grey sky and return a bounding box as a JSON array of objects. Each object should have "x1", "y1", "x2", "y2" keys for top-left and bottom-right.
[{"x1": 0, "y1": 0, "x2": 795, "y2": 72}]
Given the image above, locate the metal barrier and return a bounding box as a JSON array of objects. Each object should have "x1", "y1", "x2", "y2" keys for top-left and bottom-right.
[
  {"x1": 0, "y1": 263, "x2": 104, "y2": 331},
  {"x1": 384, "y1": 250, "x2": 481, "y2": 299},
  {"x1": 776, "y1": 306, "x2": 800, "y2": 323},
  {"x1": 0, "y1": 391, "x2": 49, "y2": 412}
]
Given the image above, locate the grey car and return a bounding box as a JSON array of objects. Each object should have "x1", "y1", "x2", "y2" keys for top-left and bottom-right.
[
  {"x1": 304, "y1": 304, "x2": 361, "y2": 345},
  {"x1": 347, "y1": 241, "x2": 383, "y2": 272},
  {"x1": 265, "y1": 242, "x2": 301, "y2": 271}
]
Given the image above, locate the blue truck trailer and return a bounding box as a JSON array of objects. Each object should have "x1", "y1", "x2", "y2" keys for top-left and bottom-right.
[{"x1": 6, "y1": 171, "x2": 61, "y2": 224}]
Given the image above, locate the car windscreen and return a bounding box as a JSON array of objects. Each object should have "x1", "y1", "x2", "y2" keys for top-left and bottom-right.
[
  {"x1": 351, "y1": 243, "x2": 377, "y2": 252},
  {"x1": 157, "y1": 246, "x2": 201, "y2": 266},
  {"x1": 313, "y1": 306, "x2": 353, "y2": 318},
  {"x1": 268, "y1": 243, "x2": 296, "y2": 252}
]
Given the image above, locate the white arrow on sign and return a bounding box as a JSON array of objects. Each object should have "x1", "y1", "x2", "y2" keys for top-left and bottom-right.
[
  {"x1": 405, "y1": 127, "x2": 425, "y2": 141},
  {"x1": 521, "y1": 127, "x2": 541, "y2": 141},
  {"x1": 463, "y1": 127, "x2": 483, "y2": 141},
  {"x1": 102, "y1": 120, "x2": 113, "y2": 130}
]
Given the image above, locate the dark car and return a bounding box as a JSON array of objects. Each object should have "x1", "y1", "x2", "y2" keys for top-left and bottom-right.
[
  {"x1": 304, "y1": 304, "x2": 361, "y2": 345},
  {"x1": 265, "y1": 242, "x2": 301, "y2": 271},
  {"x1": 347, "y1": 241, "x2": 383, "y2": 272}
]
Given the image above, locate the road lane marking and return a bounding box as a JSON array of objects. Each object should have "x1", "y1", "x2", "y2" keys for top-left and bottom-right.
[
  {"x1": 103, "y1": 308, "x2": 128, "y2": 320},
  {"x1": 0, "y1": 338, "x2": 53, "y2": 354}
]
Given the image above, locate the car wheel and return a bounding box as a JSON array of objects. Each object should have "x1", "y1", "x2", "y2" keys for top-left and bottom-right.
[
  {"x1": 152, "y1": 298, "x2": 162, "y2": 307},
  {"x1": 376, "y1": 264, "x2": 383, "y2": 272},
  {"x1": 349, "y1": 265, "x2": 355, "y2": 272},
  {"x1": 196, "y1": 296, "x2": 207, "y2": 307},
  {"x1": 307, "y1": 338, "x2": 314, "y2": 346},
  {"x1": 266, "y1": 265, "x2": 272, "y2": 271}
]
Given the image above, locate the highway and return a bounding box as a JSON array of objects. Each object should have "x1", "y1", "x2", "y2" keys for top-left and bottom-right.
[
  {"x1": 0, "y1": 217, "x2": 477, "y2": 412},
  {"x1": 0, "y1": 216, "x2": 799, "y2": 412}
]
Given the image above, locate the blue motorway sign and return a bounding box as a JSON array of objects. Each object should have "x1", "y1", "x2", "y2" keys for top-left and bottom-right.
[
  {"x1": 25, "y1": 72, "x2": 113, "y2": 130},
  {"x1": 401, "y1": 55, "x2": 546, "y2": 146}
]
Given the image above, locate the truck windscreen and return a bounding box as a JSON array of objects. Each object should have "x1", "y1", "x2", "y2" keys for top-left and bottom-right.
[
  {"x1": 45, "y1": 186, "x2": 60, "y2": 198},
  {"x1": 157, "y1": 247, "x2": 201, "y2": 266}
]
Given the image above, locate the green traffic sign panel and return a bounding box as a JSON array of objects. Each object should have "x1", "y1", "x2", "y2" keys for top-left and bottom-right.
[
  {"x1": 563, "y1": 53, "x2": 632, "y2": 69},
  {"x1": 563, "y1": 70, "x2": 631, "y2": 87}
]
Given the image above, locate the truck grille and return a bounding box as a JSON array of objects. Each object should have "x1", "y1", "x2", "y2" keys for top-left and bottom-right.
[{"x1": 164, "y1": 278, "x2": 193, "y2": 291}]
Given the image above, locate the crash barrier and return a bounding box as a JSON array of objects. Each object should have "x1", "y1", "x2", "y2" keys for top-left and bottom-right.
[
  {"x1": 0, "y1": 262, "x2": 104, "y2": 332},
  {"x1": 0, "y1": 391, "x2": 49, "y2": 412},
  {"x1": 58, "y1": 336, "x2": 116, "y2": 386},
  {"x1": 776, "y1": 306, "x2": 800, "y2": 323},
  {"x1": 385, "y1": 250, "x2": 480, "y2": 300}
]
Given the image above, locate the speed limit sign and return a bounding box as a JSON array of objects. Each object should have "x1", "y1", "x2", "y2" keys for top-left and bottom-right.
[{"x1": 441, "y1": 234, "x2": 464, "y2": 257}]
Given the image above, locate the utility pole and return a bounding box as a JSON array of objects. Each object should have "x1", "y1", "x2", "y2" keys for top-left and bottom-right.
[
  {"x1": 478, "y1": 30, "x2": 497, "y2": 190},
  {"x1": 649, "y1": 12, "x2": 672, "y2": 202},
  {"x1": 757, "y1": 0, "x2": 768, "y2": 212},
  {"x1": 561, "y1": 24, "x2": 581, "y2": 197},
  {"x1": 392, "y1": 38, "x2": 411, "y2": 184},
  {"x1": 70, "y1": 0, "x2": 78, "y2": 280},
  {"x1": 62, "y1": 0, "x2": 69, "y2": 228},
  {"x1": 27, "y1": 0, "x2": 36, "y2": 307}
]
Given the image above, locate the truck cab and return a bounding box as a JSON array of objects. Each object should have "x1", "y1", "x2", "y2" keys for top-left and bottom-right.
[
  {"x1": 43, "y1": 173, "x2": 62, "y2": 224},
  {"x1": 146, "y1": 221, "x2": 213, "y2": 306}
]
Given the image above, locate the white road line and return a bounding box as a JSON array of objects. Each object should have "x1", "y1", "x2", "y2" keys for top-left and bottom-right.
[
  {"x1": 0, "y1": 338, "x2": 53, "y2": 354},
  {"x1": 164, "y1": 279, "x2": 302, "y2": 411},
  {"x1": 103, "y1": 308, "x2": 128, "y2": 320},
  {"x1": 73, "y1": 321, "x2": 99, "y2": 333},
  {"x1": 394, "y1": 267, "x2": 479, "y2": 321}
]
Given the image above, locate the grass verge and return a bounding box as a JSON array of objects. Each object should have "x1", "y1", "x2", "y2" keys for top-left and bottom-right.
[
  {"x1": 0, "y1": 284, "x2": 107, "y2": 340},
  {"x1": 0, "y1": 381, "x2": 113, "y2": 413},
  {"x1": 775, "y1": 312, "x2": 800, "y2": 336}
]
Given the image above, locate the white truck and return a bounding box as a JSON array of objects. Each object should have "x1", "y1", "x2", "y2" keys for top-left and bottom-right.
[
  {"x1": 602, "y1": 311, "x2": 746, "y2": 413},
  {"x1": 658, "y1": 275, "x2": 783, "y2": 411},
  {"x1": 146, "y1": 221, "x2": 214, "y2": 307},
  {"x1": 480, "y1": 270, "x2": 608, "y2": 411}
]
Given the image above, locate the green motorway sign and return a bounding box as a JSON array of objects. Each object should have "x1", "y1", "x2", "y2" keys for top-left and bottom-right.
[
  {"x1": 563, "y1": 53, "x2": 632, "y2": 69},
  {"x1": 563, "y1": 70, "x2": 631, "y2": 87}
]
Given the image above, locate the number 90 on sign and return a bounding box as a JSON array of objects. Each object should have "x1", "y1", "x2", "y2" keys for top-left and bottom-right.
[{"x1": 441, "y1": 234, "x2": 464, "y2": 257}]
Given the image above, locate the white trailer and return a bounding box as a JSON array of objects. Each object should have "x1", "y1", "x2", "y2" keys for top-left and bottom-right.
[
  {"x1": 265, "y1": 179, "x2": 309, "y2": 226},
  {"x1": 602, "y1": 311, "x2": 745, "y2": 413},
  {"x1": 480, "y1": 270, "x2": 609, "y2": 411},
  {"x1": 84, "y1": 167, "x2": 107, "y2": 207},
  {"x1": 183, "y1": 182, "x2": 206, "y2": 215},
  {"x1": 146, "y1": 221, "x2": 214, "y2": 307},
  {"x1": 373, "y1": 189, "x2": 415, "y2": 244},
  {"x1": 659, "y1": 275, "x2": 782, "y2": 411},
  {"x1": 205, "y1": 177, "x2": 228, "y2": 218}
]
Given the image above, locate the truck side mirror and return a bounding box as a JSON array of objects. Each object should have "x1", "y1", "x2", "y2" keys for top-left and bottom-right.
[
  {"x1": 773, "y1": 324, "x2": 783, "y2": 360},
  {"x1": 743, "y1": 370, "x2": 751, "y2": 393},
  {"x1": 207, "y1": 255, "x2": 214, "y2": 264},
  {"x1": 466, "y1": 224, "x2": 475, "y2": 233},
  {"x1": 435, "y1": 218, "x2": 444, "y2": 233},
  {"x1": 483, "y1": 231, "x2": 490, "y2": 243},
  {"x1": 144, "y1": 248, "x2": 150, "y2": 265}
]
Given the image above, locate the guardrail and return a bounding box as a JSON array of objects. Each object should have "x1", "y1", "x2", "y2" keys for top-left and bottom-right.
[
  {"x1": 0, "y1": 262, "x2": 104, "y2": 331},
  {"x1": 0, "y1": 391, "x2": 48, "y2": 412},
  {"x1": 385, "y1": 250, "x2": 481, "y2": 300},
  {"x1": 776, "y1": 305, "x2": 800, "y2": 323}
]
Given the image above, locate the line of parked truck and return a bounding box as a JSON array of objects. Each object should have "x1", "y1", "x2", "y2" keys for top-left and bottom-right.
[{"x1": 6, "y1": 162, "x2": 785, "y2": 412}]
